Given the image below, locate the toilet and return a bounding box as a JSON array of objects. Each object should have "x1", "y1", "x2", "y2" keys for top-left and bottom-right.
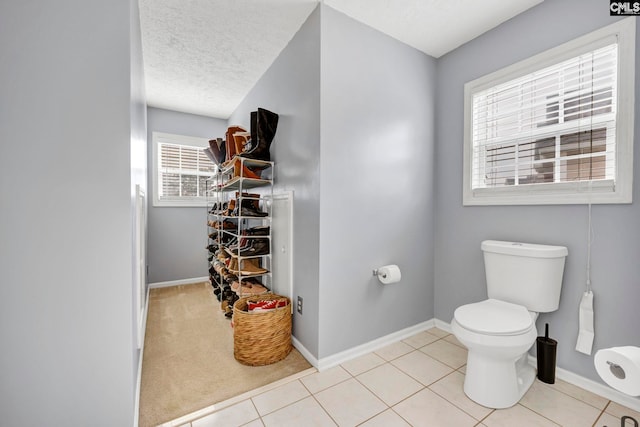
[{"x1": 451, "y1": 240, "x2": 568, "y2": 409}]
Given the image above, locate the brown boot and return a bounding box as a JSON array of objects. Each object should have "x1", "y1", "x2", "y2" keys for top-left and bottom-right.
[
  {"x1": 227, "y1": 257, "x2": 239, "y2": 273},
  {"x1": 232, "y1": 157, "x2": 261, "y2": 180},
  {"x1": 224, "y1": 125, "x2": 246, "y2": 163},
  {"x1": 233, "y1": 131, "x2": 251, "y2": 156},
  {"x1": 222, "y1": 199, "x2": 236, "y2": 216}
]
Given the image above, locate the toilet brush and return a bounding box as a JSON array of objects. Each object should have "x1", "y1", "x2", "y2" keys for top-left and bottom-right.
[{"x1": 537, "y1": 323, "x2": 557, "y2": 384}]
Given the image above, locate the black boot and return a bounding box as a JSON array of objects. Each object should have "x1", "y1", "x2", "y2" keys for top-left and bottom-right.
[
  {"x1": 240, "y1": 108, "x2": 278, "y2": 162},
  {"x1": 208, "y1": 137, "x2": 226, "y2": 165}
]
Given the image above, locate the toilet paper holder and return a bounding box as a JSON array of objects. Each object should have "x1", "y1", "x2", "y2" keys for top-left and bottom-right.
[
  {"x1": 372, "y1": 268, "x2": 386, "y2": 278},
  {"x1": 607, "y1": 360, "x2": 626, "y2": 380}
]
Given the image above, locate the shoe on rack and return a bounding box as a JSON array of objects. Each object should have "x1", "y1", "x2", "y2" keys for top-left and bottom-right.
[
  {"x1": 219, "y1": 220, "x2": 236, "y2": 230},
  {"x1": 208, "y1": 137, "x2": 226, "y2": 165},
  {"x1": 233, "y1": 205, "x2": 268, "y2": 218},
  {"x1": 243, "y1": 277, "x2": 264, "y2": 286},
  {"x1": 239, "y1": 240, "x2": 270, "y2": 257},
  {"x1": 213, "y1": 260, "x2": 223, "y2": 271},
  {"x1": 236, "y1": 192, "x2": 262, "y2": 211},
  {"x1": 224, "y1": 125, "x2": 246, "y2": 166},
  {"x1": 228, "y1": 230, "x2": 249, "y2": 252},
  {"x1": 209, "y1": 202, "x2": 226, "y2": 215},
  {"x1": 247, "y1": 226, "x2": 270, "y2": 236},
  {"x1": 239, "y1": 283, "x2": 268, "y2": 296},
  {"x1": 239, "y1": 108, "x2": 279, "y2": 162},
  {"x1": 239, "y1": 258, "x2": 268, "y2": 275},
  {"x1": 209, "y1": 220, "x2": 235, "y2": 229},
  {"x1": 231, "y1": 280, "x2": 241, "y2": 292},
  {"x1": 248, "y1": 298, "x2": 287, "y2": 311},
  {"x1": 221, "y1": 199, "x2": 236, "y2": 216},
  {"x1": 233, "y1": 131, "x2": 251, "y2": 156},
  {"x1": 227, "y1": 257, "x2": 239, "y2": 273},
  {"x1": 231, "y1": 157, "x2": 262, "y2": 180},
  {"x1": 203, "y1": 147, "x2": 217, "y2": 164}
]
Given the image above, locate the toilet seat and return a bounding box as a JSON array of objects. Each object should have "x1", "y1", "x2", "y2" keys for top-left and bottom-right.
[{"x1": 454, "y1": 299, "x2": 533, "y2": 336}]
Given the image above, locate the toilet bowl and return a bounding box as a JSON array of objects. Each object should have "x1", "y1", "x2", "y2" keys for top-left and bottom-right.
[{"x1": 452, "y1": 298, "x2": 538, "y2": 408}]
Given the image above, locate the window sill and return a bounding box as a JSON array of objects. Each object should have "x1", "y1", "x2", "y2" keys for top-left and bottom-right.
[
  {"x1": 463, "y1": 179, "x2": 632, "y2": 206},
  {"x1": 152, "y1": 199, "x2": 208, "y2": 208}
]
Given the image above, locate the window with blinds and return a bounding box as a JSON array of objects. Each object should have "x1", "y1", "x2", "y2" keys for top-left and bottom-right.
[
  {"x1": 463, "y1": 18, "x2": 635, "y2": 205},
  {"x1": 152, "y1": 132, "x2": 215, "y2": 207}
]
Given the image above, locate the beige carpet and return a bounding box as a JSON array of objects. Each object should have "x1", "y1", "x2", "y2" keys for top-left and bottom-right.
[{"x1": 138, "y1": 282, "x2": 312, "y2": 427}]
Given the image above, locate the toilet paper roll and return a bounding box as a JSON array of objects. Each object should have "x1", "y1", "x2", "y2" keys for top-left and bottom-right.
[
  {"x1": 594, "y1": 346, "x2": 640, "y2": 396},
  {"x1": 376, "y1": 265, "x2": 401, "y2": 284}
]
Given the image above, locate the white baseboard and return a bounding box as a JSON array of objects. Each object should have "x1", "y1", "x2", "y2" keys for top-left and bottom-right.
[
  {"x1": 148, "y1": 276, "x2": 209, "y2": 289},
  {"x1": 314, "y1": 319, "x2": 436, "y2": 371},
  {"x1": 434, "y1": 318, "x2": 453, "y2": 333},
  {"x1": 292, "y1": 336, "x2": 319, "y2": 369}
]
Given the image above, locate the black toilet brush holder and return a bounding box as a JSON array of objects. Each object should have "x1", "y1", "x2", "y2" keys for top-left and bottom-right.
[{"x1": 536, "y1": 323, "x2": 557, "y2": 384}]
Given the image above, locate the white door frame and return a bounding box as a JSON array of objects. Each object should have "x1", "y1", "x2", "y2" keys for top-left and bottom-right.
[{"x1": 271, "y1": 191, "x2": 294, "y2": 307}]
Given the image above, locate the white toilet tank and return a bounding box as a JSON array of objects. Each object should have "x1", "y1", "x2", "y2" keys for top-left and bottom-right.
[{"x1": 482, "y1": 240, "x2": 568, "y2": 313}]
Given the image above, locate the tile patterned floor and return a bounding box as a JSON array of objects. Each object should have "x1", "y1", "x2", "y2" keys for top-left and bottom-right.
[{"x1": 167, "y1": 328, "x2": 640, "y2": 427}]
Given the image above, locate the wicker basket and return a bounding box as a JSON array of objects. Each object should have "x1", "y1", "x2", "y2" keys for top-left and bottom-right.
[{"x1": 233, "y1": 294, "x2": 292, "y2": 366}]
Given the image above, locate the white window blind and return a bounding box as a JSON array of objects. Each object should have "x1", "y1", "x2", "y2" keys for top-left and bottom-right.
[
  {"x1": 158, "y1": 143, "x2": 215, "y2": 201},
  {"x1": 471, "y1": 43, "x2": 617, "y2": 191},
  {"x1": 152, "y1": 132, "x2": 215, "y2": 207},
  {"x1": 463, "y1": 18, "x2": 635, "y2": 205}
]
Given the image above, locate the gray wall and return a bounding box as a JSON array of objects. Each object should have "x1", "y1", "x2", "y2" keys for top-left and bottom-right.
[
  {"x1": 318, "y1": 6, "x2": 436, "y2": 358},
  {"x1": 228, "y1": 4, "x2": 436, "y2": 360},
  {"x1": 229, "y1": 6, "x2": 322, "y2": 357},
  {"x1": 435, "y1": 0, "x2": 640, "y2": 384},
  {"x1": 146, "y1": 107, "x2": 228, "y2": 284},
  {"x1": 0, "y1": 0, "x2": 141, "y2": 425}
]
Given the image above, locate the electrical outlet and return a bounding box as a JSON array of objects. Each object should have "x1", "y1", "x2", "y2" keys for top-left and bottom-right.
[{"x1": 297, "y1": 296, "x2": 303, "y2": 314}]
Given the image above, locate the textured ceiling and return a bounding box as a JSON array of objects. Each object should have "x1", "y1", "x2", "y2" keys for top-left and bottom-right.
[
  {"x1": 325, "y1": 0, "x2": 543, "y2": 58},
  {"x1": 139, "y1": 0, "x2": 543, "y2": 119},
  {"x1": 139, "y1": 0, "x2": 318, "y2": 119}
]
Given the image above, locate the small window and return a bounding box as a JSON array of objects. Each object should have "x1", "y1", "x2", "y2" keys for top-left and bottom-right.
[
  {"x1": 463, "y1": 18, "x2": 635, "y2": 205},
  {"x1": 152, "y1": 132, "x2": 216, "y2": 207}
]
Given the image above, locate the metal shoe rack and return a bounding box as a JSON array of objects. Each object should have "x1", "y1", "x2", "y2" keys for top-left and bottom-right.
[{"x1": 206, "y1": 157, "x2": 274, "y2": 317}]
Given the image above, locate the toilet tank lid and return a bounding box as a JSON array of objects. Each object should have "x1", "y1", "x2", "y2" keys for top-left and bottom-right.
[{"x1": 481, "y1": 240, "x2": 568, "y2": 258}]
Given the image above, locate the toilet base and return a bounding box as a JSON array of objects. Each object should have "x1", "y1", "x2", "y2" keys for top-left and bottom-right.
[{"x1": 464, "y1": 351, "x2": 536, "y2": 408}]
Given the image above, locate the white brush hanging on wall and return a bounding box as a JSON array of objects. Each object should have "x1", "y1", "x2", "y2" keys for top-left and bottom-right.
[{"x1": 576, "y1": 201, "x2": 595, "y2": 355}]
